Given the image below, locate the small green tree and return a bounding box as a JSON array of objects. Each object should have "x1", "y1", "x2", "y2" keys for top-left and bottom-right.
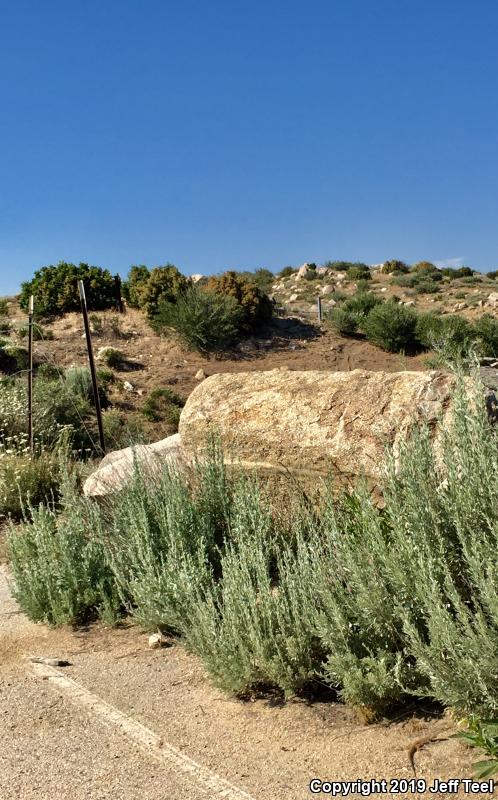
[
  {"x1": 138, "y1": 265, "x2": 188, "y2": 319},
  {"x1": 20, "y1": 262, "x2": 116, "y2": 317},
  {"x1": 123, "y1": 265, "x2": 150, "y2": 308},
  {"x1": 205, "y1": 271, "x2": 272, "y2": 331}
]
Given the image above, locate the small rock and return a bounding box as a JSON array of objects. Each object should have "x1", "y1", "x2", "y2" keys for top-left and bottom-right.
[
  {"x1": 148, "y1": 633, "x2": 164, "y2": 650},
  {"x1": 195, "y1": 368, "x2": 207, "y2": 380},
  {"x1": 404, "y1": 300, "x2": 415, "y2": 307},
  {"x1": 123, "y1": 381, "x2": 134, "y2": 392},
  {"x1": 28, "y1": 656, "x2": 71, "y2": 667},
  {"x1": 487, "y1": 292, "x2": 498, "y2": 308},
  {"x1": 453, "y1": 302, "x2": 467, "y2": 311},
  {"x1": 321, "y1": 284, "x2": 335, "y2": 296},
  {"x1": 289, "y1": 293, "x2": 299, "y2": 302},
  {"x1": 380, "y1": 287, "x2": 387, "y2": 293}
]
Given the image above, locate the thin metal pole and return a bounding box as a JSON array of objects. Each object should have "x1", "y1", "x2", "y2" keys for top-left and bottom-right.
[
  {"x1": 317, "y1": 295, "x2": 322, "y2": 324},
  {"x1": 27, "y1": 295, "x2": 34, "y2": 455},
  {"x1": 78, "y1": 280, "x2": 106, "y2": 455},
  {"x1": 114, "y1": 274, "x2": 124, "y2": 313}
]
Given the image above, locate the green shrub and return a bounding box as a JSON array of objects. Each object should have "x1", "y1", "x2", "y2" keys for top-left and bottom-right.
[
  {"x1": 381, "y1": 260, "x2": 409, "y2": 274},
  {"x1": 239, "y1": 268, "x2": 274, "y2": 293},
  {"x1": 412, "y1": 261, "x2": 437, "y2": 272},
  {"x1": 324, "y1": 261, "x2": 370, "y2": 272},
  {"x1": 19, "y1": 262, "x2": 116, "y2": 317},
  {"x1": 154, "y1": 285, "x2": 244, "y2": 354},
  {"x1": 102, "y1": 409, "x2": 146, "y2": 449},
  {"x1": 363, "y1": 301, "x2": 419, "y2": 352},
  {"x1": 141, "y1": 387, "x2": 184, "y2": 427},
  {"x1": 343, "y1": 291, "x2": 382, "y2": 319},
  {"x1": 18, "y1": 322, "x2": 54, "y2": 340},
  {"x1": 473, "y1": 315, "x2": 498, "y2": 357},
  {"x1": 1, "y1": 345, "x2": 29, "y2": 373},
  {"x1": 123, "y1": 265, "x2": 150, "y2": 308},
  {"x1": 134, "y1": 265, "x2": 188, "y2": 319},
  {"x1": 98, "y1": 347, "x2": 124, "y2": 369},
  {"x1": 0, "y1": 448, "x2": 61, "y2": 520},
  {"x1": 347, "y1": 266, "x2": 371, "y2": 281},
  {"x1": 0, "y1": 299, "x2": 8, "y2": 316},
  {"x1": 8, "y1": 471, "x2": 119, "y2": 625},
  {"x1": 327, "y1": 308, "x2": 359, "y2": 336},
  {"x1": 416, "y1": 313, "x2": 473, "y2": 357},
  {"x1": 278, "y1": 266, "x2": 296, "y2": 278},
  {"x1": 414, "y1": 280, "x2": 440, "y2": 294},
  {"x1": 11, "y1": 379, "x2": 498, "y2": 716},
  {"x1": 206, "y1": 271, "x2": 273, "y2": 331},
  {"x1": 486, "y1": 270, "x2": 498, "y2": 280}
]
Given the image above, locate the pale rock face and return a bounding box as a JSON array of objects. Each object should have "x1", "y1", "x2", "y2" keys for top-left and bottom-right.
[
  {"x1": 316, "y1": 267, "x2": 330, "y2": 276},
  {"x1": 321, "y1": 284, "x2": 335, "y2": 295},
  {"x1": 487, "y1": 292, "x2": 498, "y2": 308},
  {"x1": 295, "y1": 263, "x2": 315, "y2": 280},
  {"x1": 289, "y1": 293, "x2": 299, "y2": 302},
  {"x1": 453, "y1": 302, "x2": 467, "y2": 311},
  {"x1": 179, "y1": 369, "x2": 468, "y2": 488},
  {"x1": 195, "y1": 368, "x2": 207, "y2": 380},
  {"x1": 83, "y1": 433, "x2": 183, "y2": 497},
  {"x1": 189, "y1": 274, "x2": 204, "y2": 283}
]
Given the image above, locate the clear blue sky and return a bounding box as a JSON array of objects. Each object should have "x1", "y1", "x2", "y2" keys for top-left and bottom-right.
[{"x1": 2, "y1": 0, "x2": 498, "y2": 293}]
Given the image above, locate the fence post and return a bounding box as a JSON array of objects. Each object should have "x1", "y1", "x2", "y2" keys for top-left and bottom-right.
[
  {"x1": 114, "y1": 274, "x2": 124, "y2": 313},
  {"x1": 27, "y1": 295, "x2": 34, "y2": 455},
  {"x1": 78, "y1": 280, "x2": 106, "y2": 455},
  {"x1": 317, "y1": 295, "x2": 322, "y2": 324}
]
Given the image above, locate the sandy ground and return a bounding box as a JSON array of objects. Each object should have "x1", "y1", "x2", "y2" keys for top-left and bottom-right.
[{"x1": 0, "y1": 566, "x2": 479, "y2": 800}]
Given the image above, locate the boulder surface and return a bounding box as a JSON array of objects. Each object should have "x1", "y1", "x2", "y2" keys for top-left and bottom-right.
[{"x1": 178, "y1": 369, "x2": 463, "y2": 484}]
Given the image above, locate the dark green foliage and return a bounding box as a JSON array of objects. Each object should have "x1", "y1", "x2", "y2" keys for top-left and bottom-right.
[
  {"x1": 154, "y1": 285, "x2": 244, "y2": 354},
  {"x1": 382, "y1": 259, "x2": 409, "y2": 274},
  {"x1": 473, "y1": 315, "x2": 498, "y2": 357},
  {"x1": 455, "y1": 719, "x2": 498, "y2": 779},
  {"x1": 412, "y1": 261, "x2": 437, "y2": 272},
  {"x1": 19, "y1": 262, "x2": 116, "y2": 317},
  {"x1": 123, "y1": 265, "x2": 150, "y2": 308},
  {"x1": 278, "y1": 266, "x2": 296, "y2": 278},
  {"x1": 0, "y1": 344, "x2": 29, "y2": 373},
  {"x1": 415, "y1": 313, "x2": 473, "y2": 355},
  {"x1": 246, "y1": 268, "x2": 274, "y2": 293},
  {"x1": 327, "y1": 291, "x2": 382, "y2": 338},
  {"x1": 414, "y1": 280, "x2": 440, "y2": 294},
  {"x1": 135, "y1": 265, "x2": 188, "y2": 319},
  {"x1": 0, "y1": 299, "x2": 8, "y2": 316},
  {"x1": 324, "y1": 261, "x2": 370, "y2": 272},
  {"x1": 0, "y1": 318, "x2": 12, "y2": 335},
  {"x1": 141, "y1": 387, "x2": 184, "y2": 426},
  {"x1": 363, "y1": 301, "x2": 419, "y2": 352},
  {"x1": 348, "y1": 266, "x2": 372, "y2": 281},
  {"x1": 205, "y1": 271, "x2": 273, "y2": 331},
  {"x1": 327, "y1": 308, "x2": 359, "y2": 336},
  {"x1": 486, "y1": 270, "x2": 498, "y2": 280}
]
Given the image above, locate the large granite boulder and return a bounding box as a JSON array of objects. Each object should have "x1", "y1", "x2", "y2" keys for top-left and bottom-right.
[
  {"x1": 178, "y1": 369, "x2": 468, "y2": 486},
  {"x1": 83, "y1": 433, "x2": 183, "y2": 497}
]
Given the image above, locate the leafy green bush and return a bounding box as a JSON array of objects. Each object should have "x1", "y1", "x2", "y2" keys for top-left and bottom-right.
[
  {"x1": 8, "y1": 471, "x2": 119, "y2": 625},
  {"x1": 416, "y1": 313, "x2": 473, "y2": 357},
  {"x1": 102, "y1": 409, "x2": 146, "y2": 449},
  {"x1": 141, "y1": 387, "x2": 184, "y2": 427},
  {"x1": 0, "y1": 299, "x2": 8, "y2": 316},
  {"x1": 348, "y1": 266, "x2": 372, "y2": 281},
  {"x1": 206, "y1": 271, "x2": 272, "y2": 331},
  {"x1": 154, "y1": 285, "x2": 244, "y2": 354},
  {"x1": 381, "y1": 259, "x2": 409, "y2": 274},
  {"x1": 414, "y1": 280, "x2": 440, "y2": 294},
  {"x1": 98, "y1": 347, "x2": 124, "y2": 369},
  {"x1": 134, "y1": 265, "x2": 188, "y2": 319},
  {"x1": 238, "y1": 268, "x2": 274, "y2": 293},
  {"x1": 327, "y1": 308, "x2": 359, "y2": 336},
  {"x1": 327, "y1": 292, "x2": 382, "y2": 338},
  {"x1": 278, "y1": 266, "x2": 297, "y2": 278},
  {"x1": 455, "y1": 718, "x2": 498, "y2": 779},
  {"x1": 412, "y1": 261, "x2": 437, "y2": 272},
  {"x1": 0, "y1": 448, "x2": 61, "y2": 520},
  {"x1": 473, "y1": 315, "x2": 498, "y2": 357},
  {"x1": 19, "y1": 262, "x2": 116, "y2": 317},
  {"x1": 123, "y1": 265, "x2": 150, "y2": 308},
  {"x1": 324, "y1": 261, "x2": 370, "y2": 272},
  {"x1": 363, "y1": 301, "x2": 419, "y2": 352}
]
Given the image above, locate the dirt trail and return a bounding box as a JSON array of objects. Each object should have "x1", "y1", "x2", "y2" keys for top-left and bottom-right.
[{"x1": 0, "y1": 566, "x2": 476, "y2": 800}]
